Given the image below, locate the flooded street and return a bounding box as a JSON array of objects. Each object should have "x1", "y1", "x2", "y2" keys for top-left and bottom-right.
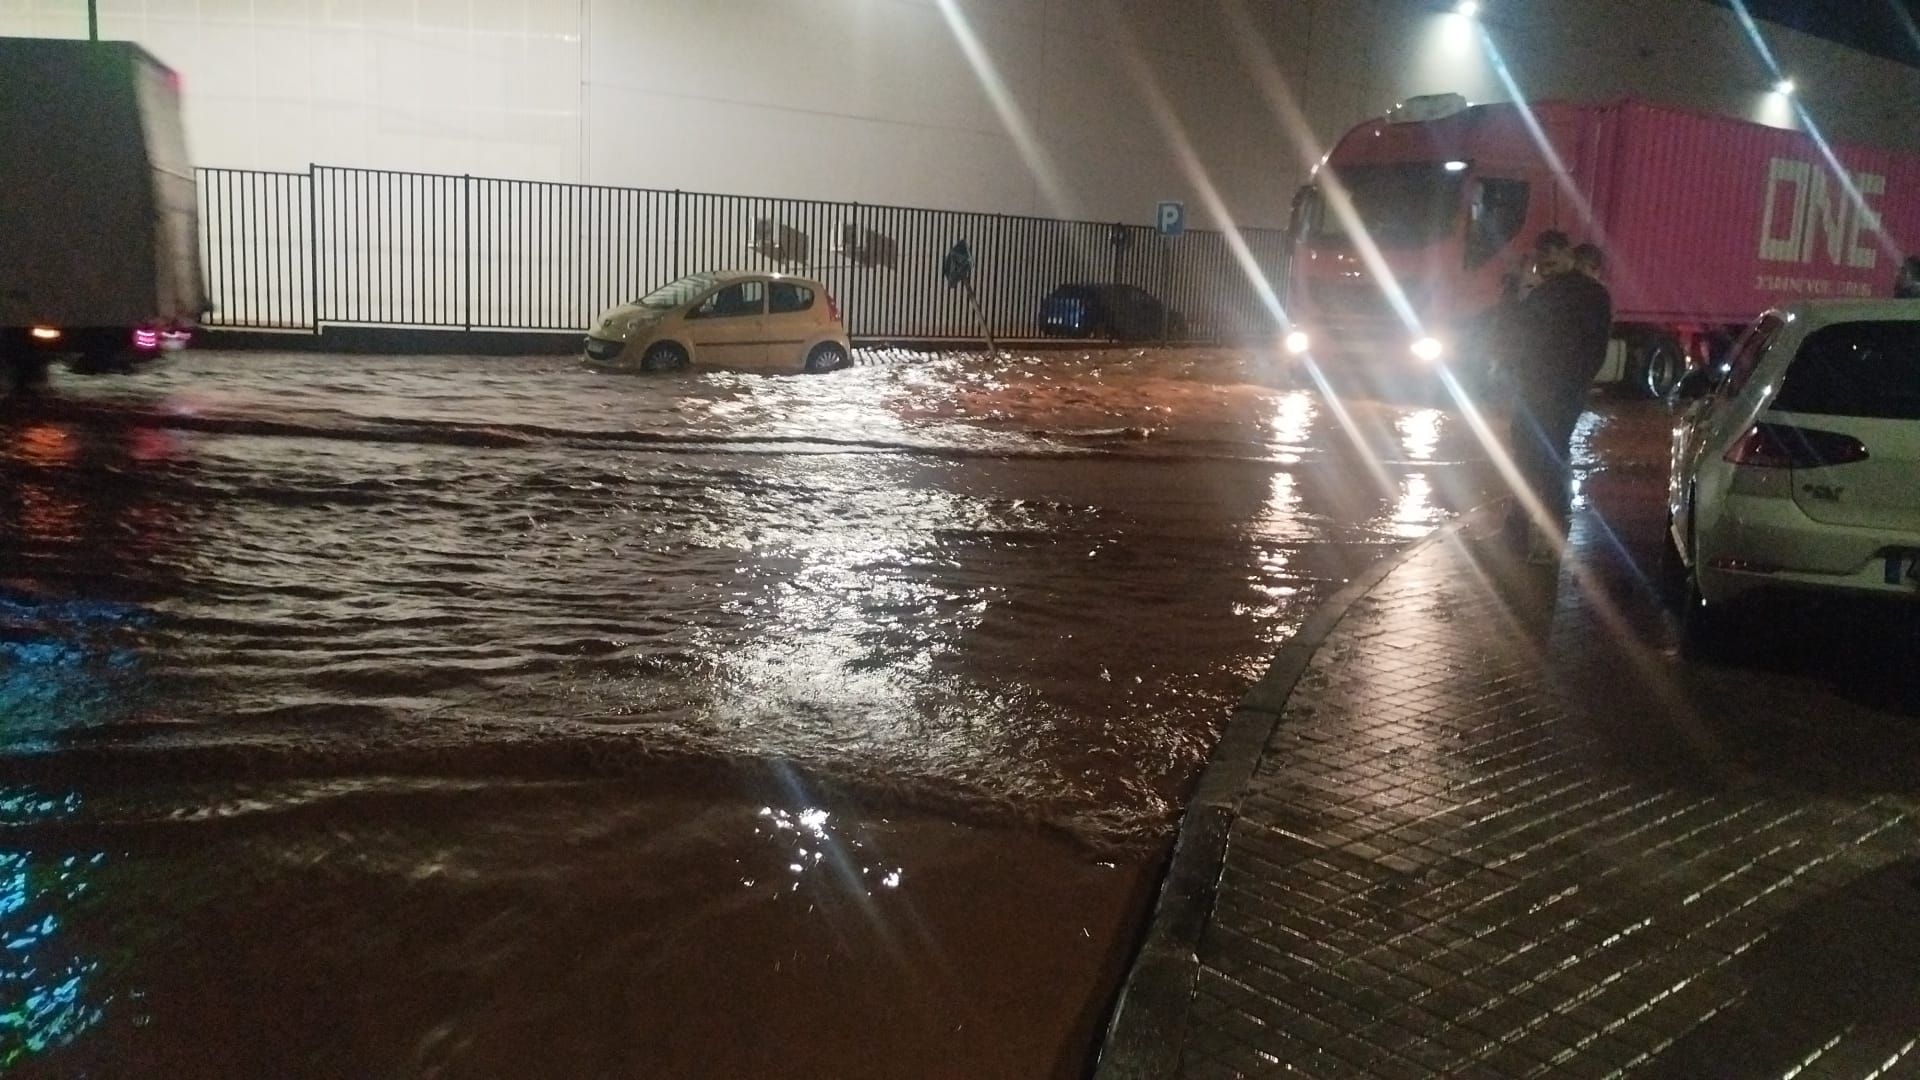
[{"x1": 0, "y1": 347, "x2": 1507, "y2": 1077}]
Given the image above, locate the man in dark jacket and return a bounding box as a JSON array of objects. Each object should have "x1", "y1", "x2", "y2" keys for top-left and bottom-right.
[
  {"x1": 1504, "y1": 240, "x2": 1614, "y2": 561},
  {"x1": 1896, "y1": 255, "x2": 1920, "y2": 299}
]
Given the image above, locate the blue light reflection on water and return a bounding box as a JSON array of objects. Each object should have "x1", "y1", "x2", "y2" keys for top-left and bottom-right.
[
  {"x1": 0, "y1": 593, "x2": 144, "y2": 1063},
  {"x1": 0, "y1": 790, "x2": 108, "y2": 1070},
  {"x1": 0, "y1": 593, "x2": 152, "y2": 751}
]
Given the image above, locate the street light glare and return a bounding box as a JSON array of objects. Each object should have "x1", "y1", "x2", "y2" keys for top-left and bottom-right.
[
  {"x1": 1456, "y1": 0, "x2": 1480, "y2": 17},
  {"x1": 1774, "y1": 78, "x2": 1796, "y2": 95}
]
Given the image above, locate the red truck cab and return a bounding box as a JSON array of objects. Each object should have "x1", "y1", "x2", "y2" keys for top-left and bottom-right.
[{"x1": 1287, "y1": 95, "x2": 1518, "y2": 380}]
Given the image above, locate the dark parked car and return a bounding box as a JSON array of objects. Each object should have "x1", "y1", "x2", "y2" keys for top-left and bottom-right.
[{"x1": 1037, "y1": 283, "x2": 1184, "y2": 341}]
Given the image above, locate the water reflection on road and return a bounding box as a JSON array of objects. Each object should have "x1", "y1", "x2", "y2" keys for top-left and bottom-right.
[
  {"x1": 0, "y1": 347, "x2": 1498, "y2": 1076},
  {"x1": 0, "y1": 790, "x2": 108, "y2": 1069}
]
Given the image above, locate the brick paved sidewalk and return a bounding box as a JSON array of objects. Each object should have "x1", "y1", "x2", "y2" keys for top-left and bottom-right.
[{"x1": 1100, "y1": 500, "x2": 1920, "y2": 1079}]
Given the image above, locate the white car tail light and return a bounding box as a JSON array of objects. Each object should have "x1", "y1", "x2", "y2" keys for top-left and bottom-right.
[{"x1": 1724, "y1": 422, "x2": 1869, "y2": 469}]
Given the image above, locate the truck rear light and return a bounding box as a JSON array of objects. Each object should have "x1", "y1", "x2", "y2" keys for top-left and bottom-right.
[
  {"x1": 132, "y1": 328, "x2": 160, "y2": 351},
  {"x1": 29, "y1": 327, "x2": 61, "y2": 341},
  {"x1": 1723, "y1": 422, "x2": 1868, "y2": 469}
]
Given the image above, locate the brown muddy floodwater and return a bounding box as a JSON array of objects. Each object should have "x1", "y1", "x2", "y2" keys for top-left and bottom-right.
[{"x1": 0, "y1": 348, "x2": 1499, "y2": 1077}]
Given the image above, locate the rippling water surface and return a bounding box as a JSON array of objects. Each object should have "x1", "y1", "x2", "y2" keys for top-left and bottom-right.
[{"x1": 0, "y1": 347, "x2": 1497, "y2": 1077}]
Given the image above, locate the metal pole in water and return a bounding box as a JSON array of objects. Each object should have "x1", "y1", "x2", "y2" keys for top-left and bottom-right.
[{"x1": 964, "y1": 279, "x2": 996, "y2": 356}]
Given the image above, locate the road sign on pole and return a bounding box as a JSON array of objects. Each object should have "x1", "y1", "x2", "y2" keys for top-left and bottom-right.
[
  {"x1": 940, "y1": 239, "x2": 972, "y2": 289},
  {"x1": 1155, "y1": 202, "x2": 1183, "y2": 340},
  {"x1": 941, "y1": 239, "x2": 996, "y2": 354},
  {"x1": 1156, "y1": 200, "x2": 1186, "y2": 238}
]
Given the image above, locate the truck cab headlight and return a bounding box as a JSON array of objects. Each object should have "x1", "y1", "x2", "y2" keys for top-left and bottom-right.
[
  {"x1": 1283, "y1": 330, "x2": 1311, "y2": 356},
  {"x1": 1411, "y1": 336, "x2": 1445, "y2": 363}
]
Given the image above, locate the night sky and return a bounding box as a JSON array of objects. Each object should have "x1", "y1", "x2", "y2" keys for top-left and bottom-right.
[{"x1": 1717, "y1": 0, "x2": 1920, "y2": 68}]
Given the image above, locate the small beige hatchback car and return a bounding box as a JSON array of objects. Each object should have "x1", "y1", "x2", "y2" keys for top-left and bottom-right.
[{"x1": 582, "y1": 271, "x2": 851, "y2": 374}]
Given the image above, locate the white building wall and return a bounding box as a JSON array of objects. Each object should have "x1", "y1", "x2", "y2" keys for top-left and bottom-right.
[{"x1": 4, "y1": 0, "x2": 1918, "y2": 229}]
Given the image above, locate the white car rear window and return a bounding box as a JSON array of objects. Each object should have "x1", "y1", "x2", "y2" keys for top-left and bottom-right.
[{"x1": 1774, "y1": 320, "x2": 1920, "y2": 420}]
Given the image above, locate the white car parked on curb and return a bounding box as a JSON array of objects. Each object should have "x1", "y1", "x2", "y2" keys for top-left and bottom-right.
[
  {"x1": 1667, "y1": 299, "x2": 1920, "y2": 656},
  {"x1": 582, "y1": 271, "x2": 851, "y2": 374}
]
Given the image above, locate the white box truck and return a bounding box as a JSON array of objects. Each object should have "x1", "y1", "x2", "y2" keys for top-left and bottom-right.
[{"x1": 0, "y1": 37, "x2": 205, "y2": 390}]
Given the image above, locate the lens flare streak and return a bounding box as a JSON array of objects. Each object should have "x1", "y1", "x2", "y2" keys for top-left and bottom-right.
[{"x1": 1218, "y1": 0, "x2": 1436, "y2": 332}]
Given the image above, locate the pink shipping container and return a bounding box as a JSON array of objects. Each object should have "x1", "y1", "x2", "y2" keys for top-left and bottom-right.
[{"x1": 1285, "y1": 95, "x2": 1920, "y2": 396}]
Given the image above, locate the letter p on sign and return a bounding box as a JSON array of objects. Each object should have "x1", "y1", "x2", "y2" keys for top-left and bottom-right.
[{"x1": 1156, "y1": 201, "x2": 1185, "y2": 238}]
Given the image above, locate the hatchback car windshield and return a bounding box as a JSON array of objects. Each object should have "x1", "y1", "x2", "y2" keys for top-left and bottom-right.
[
  {"x1": 634, "y1": 274, "x2": 719, "y2": 309},
  {"x1": 1774, "y1": 320, "x2": 1920, "y2": 420}
]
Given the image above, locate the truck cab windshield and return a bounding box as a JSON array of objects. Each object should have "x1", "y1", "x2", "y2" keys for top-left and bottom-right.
[{"x1": 1301, "y1": 164, "x2": 1465, "y2": 249}]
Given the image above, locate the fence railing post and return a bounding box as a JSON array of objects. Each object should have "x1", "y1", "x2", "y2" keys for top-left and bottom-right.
[
  {"x1": 671, "y1": 190, "x2": 682, "y2": 280},
  {"x1": 847, "y1": 200, "x2": 859, "y2": 337},
  {"x1": 306, "y1": 164, "x2": 319, "y2": 329},
  {"x1": 461, "y1": 174, "x2": 473, "y2": 332}
]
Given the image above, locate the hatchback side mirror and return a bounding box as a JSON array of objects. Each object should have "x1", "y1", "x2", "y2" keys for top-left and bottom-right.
[{"x1": 1676, "y1": 369, "x2": 1714, "y2": 400}]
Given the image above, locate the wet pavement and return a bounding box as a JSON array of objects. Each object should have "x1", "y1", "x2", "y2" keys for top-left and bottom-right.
[
  {"x1": 0, "y1": 347, "x2": 1501, "y2": 1077},
  {"x1": 1100, "y1": 402, "x2": 1920, "y2": 1078}
]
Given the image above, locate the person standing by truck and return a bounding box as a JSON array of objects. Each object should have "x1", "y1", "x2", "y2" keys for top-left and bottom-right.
[
  {"x1": 1483, "y1": 231, "x2": 1573, "y2": 395},
  {"x1": 1504, "y1": 239, "x2": 1613, "y2": 562},
  {"x1": 1896, "y1": 255, "x2": 1920, "y2": 299},
  {"x1": 1524, "y1": 231, "x2": 1572, "y2": 297},
  {"x1": 1573, "y1": 243, "x2": 1606, "y2": 283}
]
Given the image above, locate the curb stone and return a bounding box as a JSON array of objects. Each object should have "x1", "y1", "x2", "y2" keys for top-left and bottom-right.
[{"x1": 1092, "y1": 504, "x2": 1500, "y2": 1079}]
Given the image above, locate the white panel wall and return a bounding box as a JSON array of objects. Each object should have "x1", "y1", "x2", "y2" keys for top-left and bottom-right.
[
  {"x1": 583, "y1": 0, "x2": 1049, "y2": 214},
  {"x1": 1, "y1": 0, "x2": 584, "y2": 179},
  {"x1": 3, "y1": 0, "x2": 1917, "y2": 228}
]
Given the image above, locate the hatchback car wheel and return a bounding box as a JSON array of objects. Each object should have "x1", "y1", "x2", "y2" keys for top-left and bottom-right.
[
  {"x1": 642, "y1": 342, "x2": 689, "y2": 373},
  {"x1": 804, "y1": 343, "x2": 847, "y2": 374}
]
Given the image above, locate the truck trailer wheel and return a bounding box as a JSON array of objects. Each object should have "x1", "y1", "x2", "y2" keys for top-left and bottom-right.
[
  {"x1": 1630, "y1": 336, "x2": 1684, "y2": 401},
  {"x1": 4, "y1": 352, "x2": 50, "y2": 393},
  {"x1": 1, "y1": 331, "x2": 50, "y2": 393},
  {"x1": 71, "y1": 330, "x2": 131, "y2": 374}
]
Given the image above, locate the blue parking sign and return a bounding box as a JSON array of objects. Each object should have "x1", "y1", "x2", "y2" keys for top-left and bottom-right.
[{"x1": 1156, "y1": 200, "x2": 1185, "y2": 237}]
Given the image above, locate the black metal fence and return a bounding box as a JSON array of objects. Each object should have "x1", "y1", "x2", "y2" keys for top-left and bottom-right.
[{"x1": 197, "y1": 165, "x2": 1291, "y2": 344}]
